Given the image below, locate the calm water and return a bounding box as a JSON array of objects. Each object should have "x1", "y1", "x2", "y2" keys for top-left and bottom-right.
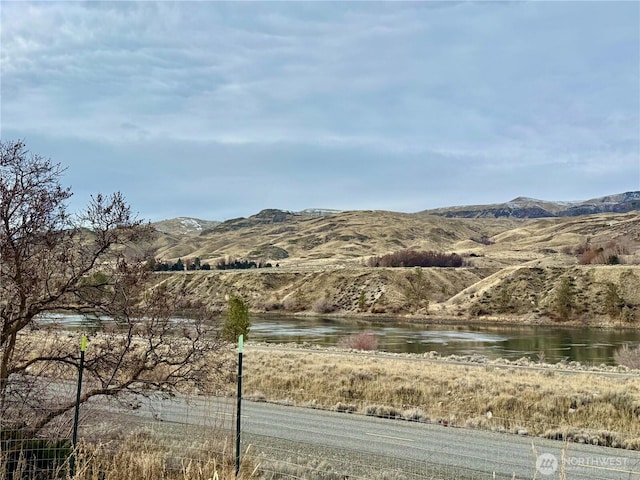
[
  {"x1": 41, "y1": 313, "x2": 640, "y2": 365},
  {"x1": 248, "y1": 316, "x2": 640, "y2": 365}
]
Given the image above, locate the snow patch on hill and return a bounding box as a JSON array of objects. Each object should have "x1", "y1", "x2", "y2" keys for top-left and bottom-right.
[{"x1": 179, "y1": 218, "x2": 202, "y2": 232}]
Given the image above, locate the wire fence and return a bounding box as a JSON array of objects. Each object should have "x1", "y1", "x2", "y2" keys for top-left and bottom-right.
[{"x1": 2, "y1": 383, "x2": 640, "y2": 479}]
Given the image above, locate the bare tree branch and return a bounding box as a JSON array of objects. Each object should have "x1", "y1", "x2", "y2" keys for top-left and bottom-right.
[{"x1": 1, "y1": 140, "x2": 230, "y2": 436}]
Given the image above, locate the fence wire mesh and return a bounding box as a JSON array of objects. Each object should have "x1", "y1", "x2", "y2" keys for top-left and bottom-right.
[{"x1": 2, "y1": 384, "x2": 640, "y2": 480}]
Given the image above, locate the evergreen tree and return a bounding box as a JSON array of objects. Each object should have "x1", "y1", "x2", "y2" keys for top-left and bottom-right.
[
  {"x1": 222, "y1": 295, "x2": 251, "y2": 342},
  {"x1": 554, "y1": 276, "x2": 575, "y2": 319},
  {"x1": 172, "y1": 258, "x2": 184, "y2": 271}
]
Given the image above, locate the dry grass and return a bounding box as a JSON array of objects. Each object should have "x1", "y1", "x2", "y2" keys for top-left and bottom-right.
[
  {"x1": 152, "y1": 208, "x2": 639, "y2": 268},
  {"x1": 5, "y1": 341, "x2": 638, "y2": 478},
  {"x1": 243, "y1": 346, "x2": 640, "y2": 449},
  {"x1": 0, "y1": 431, "x2": 251, "y2": 480}
]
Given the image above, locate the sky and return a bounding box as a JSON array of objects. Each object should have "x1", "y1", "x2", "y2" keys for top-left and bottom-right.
[{"x1": 1, "y1": 1, "x2": 639, "y2": 222}]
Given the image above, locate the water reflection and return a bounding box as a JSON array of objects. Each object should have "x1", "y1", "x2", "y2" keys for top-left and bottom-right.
[
  {"x1": 248, "y1": 316, "x2": 640, "y2": 365},
  {"x1": 38, "y1": 313, "x2": 640, "y2": 365}
]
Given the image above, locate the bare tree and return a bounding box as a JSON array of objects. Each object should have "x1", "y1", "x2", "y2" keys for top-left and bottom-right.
[{"x1": 0, "y1": 140, "x2": 228, "y2": 436}]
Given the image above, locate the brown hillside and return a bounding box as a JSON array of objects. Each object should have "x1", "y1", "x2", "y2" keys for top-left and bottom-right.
[
  {"x1": 151, "y1": 210, "x2": 525, "y2": 266},
  {"x1": 146, "y1": 210, "x2": 640, "y2": 325}
]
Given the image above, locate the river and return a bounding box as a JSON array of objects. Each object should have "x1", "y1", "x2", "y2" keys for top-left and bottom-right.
[
  {"x1": 40, "y1": 313, "x2": 640, "y2": 365},
  {"x1": 249, "y1": 316, "x2": 640, "y2": 365}
]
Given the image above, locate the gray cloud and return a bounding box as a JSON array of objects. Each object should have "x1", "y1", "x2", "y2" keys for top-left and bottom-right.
[{"x1": 1, "y1": 1, "x2": 638, "y2": 220}]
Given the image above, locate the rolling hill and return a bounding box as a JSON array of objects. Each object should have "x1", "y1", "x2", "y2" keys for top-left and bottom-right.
[
  {"x1": 149, "y1": 192, "x2": 640, "y2": 266},
  {"x1": 146, "y1": 193, "x2": 640, "y2": 325}
]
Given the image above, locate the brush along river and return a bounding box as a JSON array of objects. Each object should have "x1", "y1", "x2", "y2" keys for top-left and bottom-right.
[{"x1": 42, "y1": 313, "x2": 640, "y2": 365}]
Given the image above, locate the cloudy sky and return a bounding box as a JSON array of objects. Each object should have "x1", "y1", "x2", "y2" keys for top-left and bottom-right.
[{"x1": 2, "y1": 1, "x2": 638, "y2": 221}]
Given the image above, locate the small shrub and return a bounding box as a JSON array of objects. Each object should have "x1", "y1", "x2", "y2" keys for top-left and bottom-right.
[
  {"x1": 365, "y1": 405, "x2": 401, "y2": 418},
  {"x1": 337, "y1": 331, "x2": 378, "y2": 351},
  {"x1": 471, "y1": 234, "x2": 494, "y2": 246},
  {"x1": 0, "y1": 430, "x2": 72, "y2": 479},
  {"x1": 403, "y1": 408, "x2": 429, "y2": 422},
  {"x1": 608, "y1": 255, "x2": 620, "y2": 265},
  {"x1": 246, "y1": 391, "x2": 267, "y2": 402},
  {"x1": 259, "y1": 298, "x2": 282, "y2": 311},
  {"x1": 357, "y1": 291, "x2": 367, "y2": 311},
  {"x1": 333, "y1": 402, "x2": 357, "y2": 413},
  {"x1": 311, "y1": 297, "x2": 335, "y2": 314},
  {"x1": 620, "y1": 306, "x2": 636, "y2": 323},
  {"x1": 282, "y1": 291, "x2": 306, "y2": 312},
  {"x1": 604, "y1": 282, "x2": 625, "y2": 319},
  {"x1": 614, "y1": 344, "x2": 640, "y2": 369},
  {"x1": 468, "y1": 303, "x2": 490, "y2": 317},
  {"x1": 553, "y1": 276, "x2": 575, "y2": 319}
]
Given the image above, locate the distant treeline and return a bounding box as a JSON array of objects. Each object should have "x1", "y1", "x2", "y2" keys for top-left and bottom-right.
[
  {"x1": 152, "y1": 257, "x2": 211, "y2": 271},
  {"x1": 152, "y1": 256, "x2": 278, "y2": 271},
  {"x1": 216, "y1": 258, "x2": 275, "y2": 270},
  {"x1": 367, "y1": 249, "x2": 466, "y2": 268}
]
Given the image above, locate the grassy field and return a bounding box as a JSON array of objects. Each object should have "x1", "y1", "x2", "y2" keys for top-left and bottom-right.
[
  {"x1": 242, "y1": 345, "x2": 640, "y2": 450},
  {"x1": 4, "y1": 340, "x2": 639, "y2": 479}
]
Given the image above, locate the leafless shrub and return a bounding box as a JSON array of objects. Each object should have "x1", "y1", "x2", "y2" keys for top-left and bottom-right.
[
  {"x1": 337, "y1": 331, "x2": 378, "y2": 351},
  {"x1": 311, "y1": 297, "x2": 335, "y2": 314},
  {"x1": 258, "y1": 298, "x2": 282, "y2": 312},
  {"x1": 620, "y1": 306, "x2": 637, "y2": 323},
  {"x1": 403, "y1": 408, "x2": 429, "y2": 422},
  {"x1": 246, "y1": 391, "x2": 267, "y2": 402},
  {"x1": 542, "y1": 428, "x2": 627, "y2": 449},
  {"x1": 282, "y1": 292, "x2": 306, "y2": 312},
  {"x1": 470, "y1": 234, "x2": 494, "y2": 246},
  {"x1": 258, "y1": 457, "x2": 350, "y2": 480},
  {"x1": 614, "y1": 344, "x2": 640, "y2": 369},
  {"x1": 401, "y1": 268, "x2": 431, "y2": 312},
  {"x1": 576, "y1": 240, "x2": 630, "y2": 265}
]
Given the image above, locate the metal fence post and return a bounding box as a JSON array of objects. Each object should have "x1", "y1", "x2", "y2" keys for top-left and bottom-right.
[
  {"x1": 70, "y1": 335, "x2": 86, "y2": 476},
  {"x1": 235, "y1": 334, "x2": 244, "y2": 478}
]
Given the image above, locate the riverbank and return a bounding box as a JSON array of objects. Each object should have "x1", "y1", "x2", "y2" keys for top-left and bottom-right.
[
  {"x1": 253, "y1": 308, "x2": 640, "y2": 329},
  {"x1": 152, "y1": 264, "x2": 640, "y2": 328}
]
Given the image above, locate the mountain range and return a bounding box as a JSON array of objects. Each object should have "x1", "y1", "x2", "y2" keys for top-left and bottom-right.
[
  {"x1": 148, "y1": 192, "x2": 640, "y2": 266},
  {"x1": 423, "y1": 191, "x2": 640, "y2": 218},
  {"x1": 153, "y1": 192, "x2": 640, "y2": 237}
]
